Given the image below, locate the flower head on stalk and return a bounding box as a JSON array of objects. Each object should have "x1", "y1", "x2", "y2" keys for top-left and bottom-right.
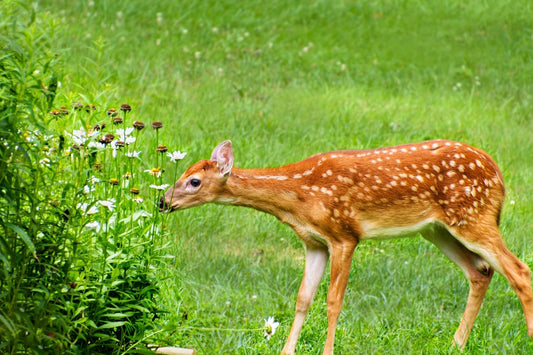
[
  {"x1": 93, "y1": 162, "x2": 103, "y2": 172},
  {"x1": 77, "y1": 202, "x2": 99, "y2": 215},
  {"x1": 85, "y1": 221, "x2": 101, "y2": 232},
  {"x1": 150, "y1": 184, "x2": 170, "y2": 190},
  {"x1": 120, "y1": 103, "x2": 132, "y2": 113},
  {"x1": 70, "y1": 127, "x2": 89, "y2": 146},
  {"x1": 151, "y1": 121, "x2": 163, "y2": 130},
  {"x1": 39, "y1": 158, "x2": 51, "y2": 167},
  {"x1": 87, "y1": 141, "x2": 106, "y2": 150},
  {"x1": 156, "y1": 144, "x2": 168, "y2": 153},
  {"x1": 116, "y1": 127, "x2": 136, "y2": 145},
  {"x1": 133, "y1": 121, "x2": 145, "y2": 130},
  {"x1": 125, "y1": 151, "x2": 141, "y2": 158},
  {"x1": 107, "y1": 108, "x2": 118, "y2": 117},
  {"x1": 264, "y1": 317, "x2": 279, "y2": 340},
  {"x1": 100, "y1": 133, "x2": 115, "y2": 145},
  {"x1": 167, "y1": 150, "x2": 187, "y2": 162},
  {"x1": 83, "y1": 185, "x2": 94, "y2": 194},
  {"x1": 98, "y1": 198, "x2": 116, "y2": 211},
  {"x1": 145, "y1": 167, "x2": 163, "y2": 178}
]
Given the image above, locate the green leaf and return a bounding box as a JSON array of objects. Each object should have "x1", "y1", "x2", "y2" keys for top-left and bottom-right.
[
  {"x1": 97, "y1": 321, "x2": 127, "y2": 329},
  {"x1": 104, "y1": 312, "x2": 135, "y2": 319},
  {"x1": 0, "y1": 313, "x2": 15, "y2": 336},
  {"x1": 5, "y1": 222, "x2": 35, "y2": 252}
]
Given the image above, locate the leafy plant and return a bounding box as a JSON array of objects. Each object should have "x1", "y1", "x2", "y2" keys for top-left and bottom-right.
[
  {"x1": 0, "y1": 1, "x2": 186, "y2": 353},
  {"x1": 0, "y1": 0, "x2": 64, "y2": 351}
]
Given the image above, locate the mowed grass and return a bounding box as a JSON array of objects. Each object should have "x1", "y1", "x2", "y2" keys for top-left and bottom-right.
[{"x1": 40, "y1": 0, "x2": 533, "y2": 353}]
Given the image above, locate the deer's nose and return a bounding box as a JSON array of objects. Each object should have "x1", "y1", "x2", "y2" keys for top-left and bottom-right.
[{"x1": 159, "y1": 196, "x2": 167, "y2": 212}]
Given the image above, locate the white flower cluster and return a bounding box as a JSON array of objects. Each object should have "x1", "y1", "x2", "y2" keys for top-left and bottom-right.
[
  {"x1": 71, "y1": 127, "x2": 99, "y2": 146},
  {"x1": 68, "y1": 126, "x2": 138, "y2": 158},
  {"x1": 64, "y1": 124, "x2": 188, "y2": 233}
]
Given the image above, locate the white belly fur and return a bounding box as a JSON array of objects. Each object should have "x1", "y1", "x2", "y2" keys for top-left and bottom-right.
[{"x1": 359, "y1": 218, "x2": 438, "y2": 240}]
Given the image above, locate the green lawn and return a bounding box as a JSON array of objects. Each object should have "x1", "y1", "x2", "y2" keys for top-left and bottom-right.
[{"x1": 39, "y1": 0, "x2": 533, "y2": 353}]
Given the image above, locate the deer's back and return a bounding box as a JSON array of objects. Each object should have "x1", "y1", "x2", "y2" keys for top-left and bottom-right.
[{"x1": 294, "y1": 140, "x2": 504, "y2": 239}]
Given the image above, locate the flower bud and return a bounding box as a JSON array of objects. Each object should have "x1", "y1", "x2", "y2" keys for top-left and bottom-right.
[
  {"x1": 156, "y1": 144, "x2": 168, "y2": 153},
  {"x1": 151, "y1": 121, "x2": 163, "y2": 130},
  {"x1": 133, "y1": 121, "x2": 145, "y2": 130}
]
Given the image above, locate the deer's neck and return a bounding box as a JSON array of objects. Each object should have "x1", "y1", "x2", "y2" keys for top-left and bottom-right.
[{"x1": 218, "y1": 167, "x2": 303, "y2": 220}]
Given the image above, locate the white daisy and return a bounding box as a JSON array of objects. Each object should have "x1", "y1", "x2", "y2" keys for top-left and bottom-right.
[
  {"x1": 87, "y1": 141, "x2": 106, "y2": 150},
  {"x1": 264, "y1": 317, "x2": 279, "y2": 340},
  {"x1": 77, "y1": 202, "x2": 99, "y2": 215},
  {"x1": 149, "y1": 184, "x2": 170, "y2": 190},
  {"x1": 145, "y1": 168, "x2": 162, "y2": 178},
  {"x1": 125, "y1": 151, "x2": 141, "y2": 158},
  {"x1": 85, "y1": 221, "x2": 101, "y2": 232},
  {"x1": 115, "y1": 127, "x2": 134, "y2": 140},
  {"x1": 167, "y1": 150, "x2": 187, "y2": 162},
  {"x1": 98, "y1": 198, "x2": 116, "y2": 211}
]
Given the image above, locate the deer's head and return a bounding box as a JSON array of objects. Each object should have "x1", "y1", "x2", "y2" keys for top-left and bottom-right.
[{"x1": 160, "y1": 140, "x2": 234, "y2": 212}]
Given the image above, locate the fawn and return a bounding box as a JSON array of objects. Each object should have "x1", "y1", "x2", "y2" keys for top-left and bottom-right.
[{"x1": 161, "y1": 140, "x2": 533, "y2": 354}]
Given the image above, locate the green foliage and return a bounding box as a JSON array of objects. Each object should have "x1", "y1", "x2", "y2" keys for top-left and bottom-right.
[
  {"x1": 0, "y1": 1, "x2": 179, "y2": 353},
  {"x1": 0, "y1": 0, "x2": 63, "y2": 351}
]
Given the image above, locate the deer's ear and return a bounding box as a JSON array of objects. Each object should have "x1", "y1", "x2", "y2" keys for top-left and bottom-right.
[{"x1": 210, "y1": 140, "x2": 234, "y2": 176}]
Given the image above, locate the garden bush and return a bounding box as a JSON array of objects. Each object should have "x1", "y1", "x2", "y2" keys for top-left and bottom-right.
[{"x1": 0, "y1": 1, "x2": 184, "y2": 353}]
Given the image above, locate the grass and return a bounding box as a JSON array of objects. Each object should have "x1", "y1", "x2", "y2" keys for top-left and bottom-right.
[{"x1": 32, "y1": 0, "x2": 533, "y2": 353}]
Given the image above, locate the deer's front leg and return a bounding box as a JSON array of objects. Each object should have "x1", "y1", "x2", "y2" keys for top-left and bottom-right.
[
  {"x1": 281, "y1": 246, "x2": 329, "y2": 355},
  {"x1": 323, "y1": 241, "x2": 357, "y2": 355}
]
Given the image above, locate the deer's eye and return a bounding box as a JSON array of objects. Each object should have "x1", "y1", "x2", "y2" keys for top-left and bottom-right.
[{"x1": 190, "y1": 178, "x2": 201, "y2": 187}]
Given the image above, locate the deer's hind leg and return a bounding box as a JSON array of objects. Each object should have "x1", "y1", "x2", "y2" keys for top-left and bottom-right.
[
  {"x1": 448, "y1": 223, "x2": 533, "y2": 339},
  {"x1": 422, "y1": 226, "x2": 494, "y2": 348}
]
